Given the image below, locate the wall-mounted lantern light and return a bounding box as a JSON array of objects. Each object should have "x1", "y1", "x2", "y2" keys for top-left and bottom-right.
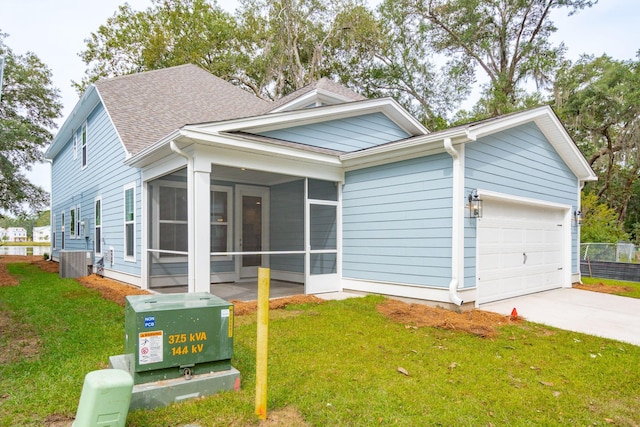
[
  {"x1": 574, "y1": 210, "x2": 583, "y2": 226},
  {"x1": 468, "y1": 189, "x2": 483, "y2": 218}
]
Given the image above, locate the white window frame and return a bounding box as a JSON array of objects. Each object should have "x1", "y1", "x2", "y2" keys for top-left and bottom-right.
[
  {"x1": 61, "y1": 212, "x2": 65, "y2": 250},
  {"x1": 52, "y1": 213, "x2": 57, "y2": 250},
  {"x1": 95, "y1": 196, "x2": 102, "y2": 256},
  {"x1": 73, "y1": 132, "x2": 78, "y2": 160},
  {"x1": 76, "y1": 205, "x2": 82, "y2": 239},
  {"x1": 124, "y1": 183, "x2": 136, "y2": 262},
  {"x1": 151, "y1": 180, "x2": 232, "y2": 263},
  {"x1": 81, "y1": 122, "x2": 88, "y2": 169},
  {"x1": 70, "y1": 207, "x2": 76, "y2": 239}
]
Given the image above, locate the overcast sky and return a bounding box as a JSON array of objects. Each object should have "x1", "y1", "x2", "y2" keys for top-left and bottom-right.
[{"x1": 2, "y1": 0, "x2": 639, "y2": 195}]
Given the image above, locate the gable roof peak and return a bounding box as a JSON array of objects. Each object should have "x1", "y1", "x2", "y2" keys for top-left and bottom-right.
[{"x1": 268, "y1": 77, "x2": 367, "y2": 113}]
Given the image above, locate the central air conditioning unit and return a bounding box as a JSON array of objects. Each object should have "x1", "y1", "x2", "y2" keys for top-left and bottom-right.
[{"x1": 59, "y1": 250, "x2": 94, "y2": 278}]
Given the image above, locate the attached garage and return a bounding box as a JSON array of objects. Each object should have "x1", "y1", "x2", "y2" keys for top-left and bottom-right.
[{"x1": 476, "y1": 196, "x2": 571, "y2": 304}]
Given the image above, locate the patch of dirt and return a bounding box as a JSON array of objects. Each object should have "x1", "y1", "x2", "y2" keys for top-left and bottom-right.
[
  {"x1": 258, "y1": 406, "x2": 311, "y2": 426},
  {"x1": 0, "y1": 263, "x2": 19, "y2": 286},
  {"x1": 574, "y1": 282, "x2": 634, "y2": 295},
  {"x1": 75, "y1": 274, "x2": 152, "y2": 306},
  {"x1": 0, "y1": 255, "x2": 43, "y2": 286},
  {"x1": 32, "y1": 259, "x2": 60, "y2": 274},
  {"x1": 231, "y1": 295, "x2": 324, "y2": 316},
  {"x1": 43, "y1": 414, "x2": 74, "y2": 427},
  {"x1": 377, "y1": 299, "x2": 519, "y2": 338}
]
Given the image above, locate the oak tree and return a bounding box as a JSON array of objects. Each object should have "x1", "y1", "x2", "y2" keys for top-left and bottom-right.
[{"x1": 0, "y1": 32, "x2": 62, "y2": 214}]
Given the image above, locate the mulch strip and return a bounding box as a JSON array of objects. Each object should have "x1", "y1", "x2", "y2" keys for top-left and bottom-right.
[
  {"x1": 231, "y1": 295, "x2": 325, "y2": 316},
  {"x1": 573, "y1": 282, "x2": 634, "y2": 294},
  {"x1": 376, "y1": 299, "x2": 519, "y2": 338}
]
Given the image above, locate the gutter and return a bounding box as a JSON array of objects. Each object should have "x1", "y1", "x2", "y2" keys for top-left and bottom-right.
[
  {"x1": 169, "y1": 141, "x2": 195, "y2": 293},
  {"x1": 443, "y1": 138, "x2": 464, "y2": 306}
]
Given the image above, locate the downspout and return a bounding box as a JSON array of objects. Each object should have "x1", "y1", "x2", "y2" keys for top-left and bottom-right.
[
  {"x1": 443, "y1": 138, "x2": 464, "y2": 306},
  {"x1": 170, "y1": 141, "x2": 195, "y2": 293}
]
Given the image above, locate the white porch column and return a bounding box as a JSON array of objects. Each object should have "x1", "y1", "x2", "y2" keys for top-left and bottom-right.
[{"x1": 193, "y1": 155, "x2": 211, "y2": 293}]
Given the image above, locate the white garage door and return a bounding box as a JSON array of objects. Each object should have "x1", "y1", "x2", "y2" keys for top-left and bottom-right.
[{"x1": 477, "y1": 199, "x2": 566, "y2": 304}]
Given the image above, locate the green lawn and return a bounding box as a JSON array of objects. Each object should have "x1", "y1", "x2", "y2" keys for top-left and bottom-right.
[{"x1": 1, "y1": 263, "x2": 639, "y2": 426}]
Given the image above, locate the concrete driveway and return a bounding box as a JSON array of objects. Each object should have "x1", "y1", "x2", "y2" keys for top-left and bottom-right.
[{"x1": 480, "y1": 288, "x2": 640, "y2": 346}]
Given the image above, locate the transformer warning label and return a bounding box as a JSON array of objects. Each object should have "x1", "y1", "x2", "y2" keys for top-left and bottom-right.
[{"x1": 139, "y1": 330, "x2": 163, "y2": 365}]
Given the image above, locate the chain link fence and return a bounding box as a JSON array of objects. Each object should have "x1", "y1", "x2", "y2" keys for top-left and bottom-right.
[{"x1": 580, "y1": 242, "x2": 637, "y2": 263}]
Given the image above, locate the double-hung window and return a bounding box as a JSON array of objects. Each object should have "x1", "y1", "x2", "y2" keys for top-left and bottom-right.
[
  {"x1": 81, "y1": 122, "x2": 88, "y2": 168},
  {"x1": 95, "y1": 197, "x2": 102, "y2": 256},
  {"x1": 76, "y1": 205, "x2": 82, "y2": 238},
  {"x1": 73, "y1": 133, "x2": 78, "y2": 160},
  {"x1": 61, "y1": 212, "x2": 65, "y2": 249},
  {"x1": 52, "y1": 214, "x2": 56, "y2": 249},
  {"x1": 70, "y1": 207, "x2": 75, "y2": 239},
  {"x1": 124, "y1": 184, "x2": 135, "y2": 261}
]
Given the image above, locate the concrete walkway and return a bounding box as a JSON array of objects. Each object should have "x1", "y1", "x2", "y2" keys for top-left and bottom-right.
[{"x1": 481, "y1": 288, "x2": 640, "y2": 346}]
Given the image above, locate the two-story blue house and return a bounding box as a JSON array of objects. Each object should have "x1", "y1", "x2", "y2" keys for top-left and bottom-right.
[{"x1": 45, "y1": 64, "x2": 596, "y2": 308}]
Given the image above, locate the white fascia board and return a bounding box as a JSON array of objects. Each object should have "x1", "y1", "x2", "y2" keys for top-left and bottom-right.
[
  {"x1": 45, "y1": 85, "x2": 100, "y2": 159},
  {"x1": 192, "y1": 98, "x2": 429, "y2": 136},
  {"x1": 478, "y1": 188, "x2": 573, "y2": 210},
  {"x1": 126, "y1": 126, "x2": 343, "y2": 171},
  {"x1": 180, "y1": 128, "x2": 343, "y2": 167}
]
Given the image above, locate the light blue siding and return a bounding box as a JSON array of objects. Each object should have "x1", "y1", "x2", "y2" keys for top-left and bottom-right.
[
  {"x1": 464, "y1": 122, "x2": 580, "y2": 286},
  {"x1": 270, "y1": 180, "x2": 304, "y2": 273},
  {"x1": 343, "y1": 153, "x2": 454, "y2": 287},
  {"x1": 51, "y1": 102, "x2": 142, "y2": 278},
  {"x1": 257, "y1": 113, "x2": 410, "y2": 152}
]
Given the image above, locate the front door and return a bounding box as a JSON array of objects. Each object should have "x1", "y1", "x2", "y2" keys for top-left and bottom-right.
[{"x1": 236, "y1": 185, "x2": 269, "y2": 279}]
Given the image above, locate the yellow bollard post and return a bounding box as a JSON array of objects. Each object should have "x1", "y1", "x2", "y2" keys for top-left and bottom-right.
[{"x1": 255, "y1": 267, "x2": 270, "y2": 420}]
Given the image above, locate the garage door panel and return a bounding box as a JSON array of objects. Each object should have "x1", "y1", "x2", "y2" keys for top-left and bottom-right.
[{"x1": 478, "y1": 199, "x2": 567, "y2": 304}]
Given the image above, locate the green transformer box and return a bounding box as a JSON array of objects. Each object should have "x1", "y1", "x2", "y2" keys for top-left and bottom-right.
[{"x1": 124, "y1": 292, "x2": 234, "y2": 385}]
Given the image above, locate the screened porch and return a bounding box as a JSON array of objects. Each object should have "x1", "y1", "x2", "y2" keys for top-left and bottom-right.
[{"x1": 144, "y1": 165, "x2": 340, "y2": 296}]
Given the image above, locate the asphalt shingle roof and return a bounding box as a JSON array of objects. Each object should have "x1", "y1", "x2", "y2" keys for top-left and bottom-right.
[{"x1": 94, "y1": 64, "x2": 271, "y2": 155}]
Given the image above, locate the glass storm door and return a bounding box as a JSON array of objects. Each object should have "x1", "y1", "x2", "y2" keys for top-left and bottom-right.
[{"x1": 236, "y1": 186, "x2": 269, "y2": 278}]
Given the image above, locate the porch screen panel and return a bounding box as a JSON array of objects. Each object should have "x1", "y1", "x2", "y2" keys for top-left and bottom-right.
[
  {"x1": 310, "y1": 204, "x2": 337, "y2": 250},
  {"x1": 242, "y1": 195, "x2": 262, "y2": 267},
  {"x1": 310, "y1": 204, "x2": 337, "y2": 275},
  {"x1": 309, "y1": 179, "x2": 338, "y2": 201},
  {"x1": 211, "y1": 190, "x2": 229, "y2": 252},
  {"x1": 311, "y1": 253, "x2": 337, "y2": 275},
  {"x1": 158, "y1": 185, "x2": 188, "y2": 256}
]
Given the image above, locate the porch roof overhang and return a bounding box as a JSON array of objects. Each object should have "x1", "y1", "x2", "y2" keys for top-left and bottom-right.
[{"x1": 125, "y1": 125, "x2": 345, "y2": 182}]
